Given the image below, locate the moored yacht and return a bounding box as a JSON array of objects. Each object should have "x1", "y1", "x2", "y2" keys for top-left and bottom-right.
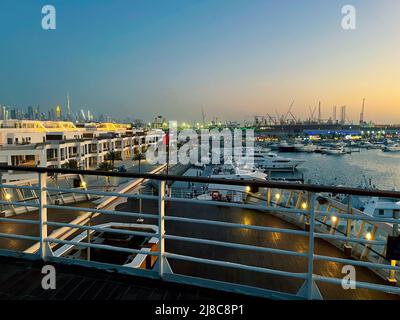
[
  {"x1": 197, "y1": 164, "x2": 268, "y2": 203},
  {"x1": 255, "y1": 152, "x2": 305, "y2": 171},
  {"x1": 324, "y1": 147, "x2": 346, "y2": 155},
  {"x1": 297, "y1": 144, "x2": 317, "y2": 153},
  {"x1": 277, "y1": 141, "x2": 296, "y2": 152},
  {"x1": 357, "y1": 197, "x2": 400, "y2": 218},
  {"x1": 382, "y1": 144, "x2": 400, "y2": 152}
]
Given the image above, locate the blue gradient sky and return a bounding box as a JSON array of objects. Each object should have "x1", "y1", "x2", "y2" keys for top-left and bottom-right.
[{"x1": 0, "y1": 0, "x2": 399, "y2": 123}]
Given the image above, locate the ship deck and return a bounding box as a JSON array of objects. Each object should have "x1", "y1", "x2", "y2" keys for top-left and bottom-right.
[
  {"x1": 0, "y1": 256, "x2": 254, "y2": 300},
  {"x1": 0, "y1": 199, "x2": 399, "y2": 300}
]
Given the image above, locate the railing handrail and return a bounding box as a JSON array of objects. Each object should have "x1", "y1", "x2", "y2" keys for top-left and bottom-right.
[{"x1": 2, "y1": 165, "x2": 400, "y2": 198}]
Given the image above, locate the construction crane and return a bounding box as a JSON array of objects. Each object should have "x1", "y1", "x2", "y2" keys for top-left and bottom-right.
[
  {"x1": 309, "y1": 106, "x2": 317, "y2": 122},
  {"x1": 283, "y1": 100, "x2": 295, "y2": 122},
  {"x1": 360, "y1": 98, "x2": 365, "y2": 125},
  {"x1": 266, "y1": 113, "x2": 278, "y2": 125},
  {"x1": 275, "y1": 100, "x2": 296, "y2": 125}
]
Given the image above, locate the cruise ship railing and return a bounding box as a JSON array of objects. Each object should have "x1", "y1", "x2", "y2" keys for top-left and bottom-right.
[{"x1": 0, "y1": 165, "x2": 399, "y2": 300}]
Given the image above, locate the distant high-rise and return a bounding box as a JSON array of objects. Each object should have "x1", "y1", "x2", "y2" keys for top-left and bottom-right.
[
  {"x1": 66, "y1": 94, "x2": 72, "y2": 120},
  {"x1": 1, "y1": 106, "x2": 9, "y2": 121},
  {"x1": 28, "y1": 106, "x2": 34, "y2": 120},
  {"x1": 10, "y1": 108, "x2": 16, "y2": 120},
  {"x1": 332, "y1": 106, "x2": 337, "y2": 123},
  {"x1": 340, "y1": 106, "x2": 346, "y2": 125},
  {"x1": 56, "y1": 105, "x2": 61, "y2": 120}
]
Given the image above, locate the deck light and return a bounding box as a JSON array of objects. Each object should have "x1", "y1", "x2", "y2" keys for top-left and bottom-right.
[
  {"x1": 4, "y1": 193, "x2": 11, "y2": 201},
  {"x1": 81, "y1": 181, "x2": 87, "y2": 188},
  {"x1": 331, "y1": 216, "x2": 337, "y2": 223},
  {"x1": 301, "y1": 202, "x2": 307, "y2": 210},
  {"x1": 275, "y1": 193, "x2": 281, "y2": 200},
  {"x1": 365, "y1": 232, "x2": 372, "y2": 241},
  {"x1": 246, "y1": 186, "x2": 251, "y2": 193}
]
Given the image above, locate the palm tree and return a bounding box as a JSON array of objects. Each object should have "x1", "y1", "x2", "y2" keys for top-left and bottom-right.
[
  {"x1": 133, "y1": 153, "x2": 145, "y2": 172},
  {"x1": 105, "y1": 151, "x2": 121, "y2": 169},
  {"x1": 62, "y1": 159, "x2": 79, "y2": 170},
  {"x1": 98, "y1": 161, "x2": 113, "y2": 171}
]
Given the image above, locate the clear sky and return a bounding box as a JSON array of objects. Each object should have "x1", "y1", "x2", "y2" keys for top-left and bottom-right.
[{"x1": 0, "y1": 0, "x2": 399, "y2": 123}]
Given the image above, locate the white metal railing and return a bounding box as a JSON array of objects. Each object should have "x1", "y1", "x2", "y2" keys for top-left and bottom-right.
[{"x1": 0, "y1": 167, "x2": 399, "y2": 300}]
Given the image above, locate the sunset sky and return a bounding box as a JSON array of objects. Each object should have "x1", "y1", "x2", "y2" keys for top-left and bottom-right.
[{"x1": 0, "y1": 0, "x2": 399, "y2": 123}]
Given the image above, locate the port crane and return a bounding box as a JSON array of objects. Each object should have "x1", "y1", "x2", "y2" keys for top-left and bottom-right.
[
  {"x1": 308, "y1": 106, "x2": 317, "y2": 123},
  {"x1": 274, "y1": 100, "x2": 296, "y2": 125}
]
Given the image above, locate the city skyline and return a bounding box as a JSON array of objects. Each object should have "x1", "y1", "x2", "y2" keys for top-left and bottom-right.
[{"x1": 1, "y1": 0, "x2": 400, "y2": 123}]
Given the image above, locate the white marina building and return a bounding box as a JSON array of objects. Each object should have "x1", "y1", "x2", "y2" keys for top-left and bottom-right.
[{"x1": 0, "y1": 120, "x2": 164, "y2": 182}]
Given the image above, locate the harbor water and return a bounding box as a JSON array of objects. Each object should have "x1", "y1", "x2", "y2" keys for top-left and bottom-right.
[{"x1": 278, "y1": 149, "x2": 400, "y2": 190}]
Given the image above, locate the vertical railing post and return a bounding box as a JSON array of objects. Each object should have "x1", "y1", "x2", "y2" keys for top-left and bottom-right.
[
  {"x1": 306, "y1": 191, "x2": 316, "y2": 299},
  {"x1": 0, "y1": 171, "x2": 3, "y2": 214},
  {"x1": 39, "y1": 172, "x2": 48, "y2": 261},
  {"x1": 388, "y1": 210, "x2": 399, "y2": 285},
  {"x1": 344, "y1": 195, "x2": 353, "y2": 257},
  {"x1": 158, "y1": 180, "x2": 166, "y2": 278}
]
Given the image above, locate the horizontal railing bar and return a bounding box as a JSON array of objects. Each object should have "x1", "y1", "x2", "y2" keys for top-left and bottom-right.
[
  {"x1": 165, "y1": 215, "x2": 309, "y2": 236},
  {"x1": 0, "y1": 233, "x2": 40, "y2": 241},
  {"x1": 0, "y1": 200, "x2": 39, "y2": 208},
  {"x1": 164, "y1": 252, "x2": 308, "y2": 279},
  {"x1": 314, "y1": 275, "x2": 400, "y2": 295},
  {"x1": 316, "y1": 210, "x2": 400, "y2": 225},
  {"x1": 44, "y1": 204, "x2": 158, "y2": 219},
  {"x1": 2, "y1": 165, "x2": 400, "y2": 198},
  {"x1": 165, "y1": 234, "x2": 308, "y2": 258},
  {"x1": 314, "y1": 254, "x2": 400, "y2": 271},
  {"x1": 45, "y1": 187, "x2": 158, "y2": 200},
  {"x1": 168, "y1": 196, "x2": 307, "y2": 215},
  {"x1": 0, "y1": 184, "x2": 40, "y2": 191},
  {"x1": 46, "y1": 221, "x2": 158, "y2": 238},
  {"x1": 314, "y1": 233, "x2": 386, "y2": 245},
  {"x1": 0, "y1": 217, "x2": 40, "y2": 225},
  {"x1": 45, "y1": 238, "x2": 160, "y2": 256}
]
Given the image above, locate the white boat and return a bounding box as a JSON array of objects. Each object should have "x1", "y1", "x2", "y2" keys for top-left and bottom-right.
[
  {"x1": 278, "y1": 141, "x2": 296, "y2": 152},
  {"x1": 361, "y1": 197, "x2": 400, "y2": 218},
  {"x1": 360, "y1": 141, "x2": 381, "y2": 149},
  {"x1": 324, "y1": 147, "x2": 346, "y2": 155},
  {"x1": 254, "y1": 153, "x2": 305, "y2": 171},
  {"x1": 211, "y1": 163, "x2": 268, "y2": 181},
  {"x1": 382, "y1": 144, "x2": 400, "y2": 152},
  {"x1": 297, "y1": 144, "x2": 317, "y2": 153},
  {"x1": 217, "y1": 146, "x2": 272, "y2": 166},
  {"x1": 198, "y1": 164, "x2": 268, "y2": 203}
]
